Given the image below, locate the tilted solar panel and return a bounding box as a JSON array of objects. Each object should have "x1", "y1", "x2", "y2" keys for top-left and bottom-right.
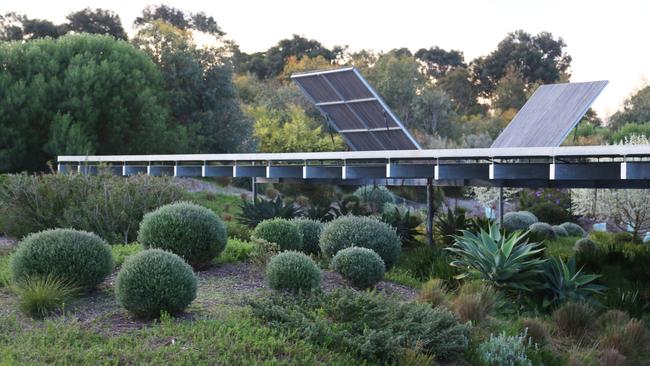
[
  {"x1": 491, "y1": 80, "x2": 608, "y2": 148},
  {"x1": 292, "y1": 67, "x2": 421, "y2": 151}
]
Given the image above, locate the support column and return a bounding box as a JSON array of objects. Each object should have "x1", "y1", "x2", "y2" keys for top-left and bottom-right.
[
  {"x1": 251, "y1": 177, "x2": 257, "y2": 202},
  {"x1": 426, "y1": 178, "x2": 435, "y2": 247},
  {"x1": 499, "y1": 186, "x2": 504, "y2": 225}
]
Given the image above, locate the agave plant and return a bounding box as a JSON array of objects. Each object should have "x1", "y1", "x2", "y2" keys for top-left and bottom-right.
[
  {"x1": 434, "y1": 207, "x2": 470, "y2": 246},
  {"x1": 305, "y1": 203, "x2": 340, "y2": 222},
  {"x1": 381, "y1": 206, "x2": 422, "y2": 246},
  {"x1": 237, "y1": 196, "x2": 302, "y2": 227},
  {"x1": 446, "y1": 223, "x2": 546, "y2": 292},
  {"x1": 541, "y1": 256, "x2": 606, "y2": 308}
]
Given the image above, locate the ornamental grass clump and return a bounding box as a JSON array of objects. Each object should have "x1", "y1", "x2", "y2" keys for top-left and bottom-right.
[
  {"x1": 138, "y1": 201, "x2": 227, "y2": 269},
  {"x1": 331, "y1": 247, "x2": 385, "y2": 288},
  {"x1": 252, "y1": 218, "x2": 303, "y2": 252},
  {"x1": 12, "y1": 274, "x2": 78, "y2": 319},
  {"x1": 447, "y1": 223, "x2": 546, "y2": 292},
  {"x1": 553, "y1": 301, "x2": 594, "y2": 338},
  {"x1": 266, "y1": 251, "x2": 321, "y2": 292},
  {"x1": 320, "y1": 215, "x2": 401, "y2": 269},
  {"x1": 11, "y1": 228, "x2": 113, "y2": 290},
  {"x1": 291, "y1": 218, "x2": 323, "y2": 255},
  {"x1": 115, "y1": 249, "x2": 197, "y2": 319}
]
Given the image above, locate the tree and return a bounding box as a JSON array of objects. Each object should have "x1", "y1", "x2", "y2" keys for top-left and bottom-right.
[
  {"x1": 415, "y1": 46, "x2": 466, "y2": 78},
  {"x1": 251, "y1": 105, "x2": 344, "y2": 153},
  {"x1": 133, "y1": 19, "x2": 253, "y2": 153},
  {"x1": 65, "y1": 8, "x2": 127, "y2": 40},
  {"x1": 471, "y1": 30, "x2": 571, "y2": 97},
  {"x1": 0, "y1": 12, "x2": 63, "y2": 41},
  {"x1": 280, "y1": 55, "x2": 333, "y2": 82},
  {"x1": 493, "y1": 66, "x2": 528, "y2": 111},
  {"x1": 0, "y1": 34, "x2": 179, "y2": 172},
  {"x1": 609, "y1": 85, "x2": 650, "y2": 130},
  {"x1": 134, "y1": 4, "x2": 224, "y2": 37},
  {"x1": 411, "y1": 87, "x2": 459, "y2": 139},
  {"x1": 438, "y1": 67, "x2": 485, "y2": 115}
]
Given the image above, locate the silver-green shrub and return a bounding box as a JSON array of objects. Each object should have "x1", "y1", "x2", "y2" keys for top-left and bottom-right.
[
  {"x1": 291, "y1": 218, "x2": 323, "y2": 255},
  {"x1": 266, "y1": 251, "x2": 321, "y2": 292},
  {"x1": 502, "y1": 211, "x2": 538, "y2": 232},
  {"x1": 331, "y1": 247, "x2": 385, "y2": 288},
  {"x1": 252, "y1": 218, "x2": 303, "y2": 252},
  {"x1": 559, "y1": 222, "x2": 586, "y2": 237},
  {"x1": 353, "y1": 185, "x2": 394, "y2": 212},
  {"x1": 477, "y1": 331, "x2": 533, "y2": 366},
  {"x1": 551, "y1": 225, "x2": 568, "y2": 237},
  {"x1": 528, "y1": 222, "x2": 556, "y2": 241}
]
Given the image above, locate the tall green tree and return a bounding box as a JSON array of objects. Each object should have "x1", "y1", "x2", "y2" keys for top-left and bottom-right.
[
  {"x1": 0, "y1": 12, "x2": 63, "y2": 41},
  {"x1": 0, "y1": 34, "x2": 179, "y2": 172},
  {"x1": 493, "y1": 66, "x2": 528, "y2": 111},
  {"x1": 415, "y1": 46, "x2": 466, "y2": 78},
  {"x1": 134, "y1": 4, "x2": 224, "y2": 37},
  {"x1": 610, "y1": 85, "x2": 650, "y2": 129},
  {"x1": 65, "y1": 8, "x2": 127, "y2": 40}
]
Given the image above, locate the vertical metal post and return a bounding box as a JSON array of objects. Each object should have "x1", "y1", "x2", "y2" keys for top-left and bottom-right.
[
  {"x1": 499, "y1": 186, "x2": 504, "y2": 225},
  {"x1": 251, "y1": 177, "x2": 257, "y2": 202},
  {"x1": 426, "y1": 178, "x2": 434, "y2": 247}
]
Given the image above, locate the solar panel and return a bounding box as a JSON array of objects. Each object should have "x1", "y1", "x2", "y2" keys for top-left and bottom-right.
[
  {"x1": 292, "y1": 67, "x2": 421, "y2": 151},
  {"x1": 491, "y1": 80, "x2": 608, "y2": 148}
]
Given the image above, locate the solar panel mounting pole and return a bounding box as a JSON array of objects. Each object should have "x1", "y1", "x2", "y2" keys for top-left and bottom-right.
[{"x1": 426, "y1": 178, "x2": 435, "y2": 247}]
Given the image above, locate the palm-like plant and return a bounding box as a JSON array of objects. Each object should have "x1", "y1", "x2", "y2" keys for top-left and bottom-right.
[
  {"x1": 446, "y1": 223, "x2": 546, "y2": 292},
  {"x1": 541, "y1": 256, "x2": 606, "y2": 307},
  {"x1": 381, "y1": 206, "x2": 422, "y2": 246},
  {"x1": 434, "y1": 207, "x2": 469, "y2": 246},
  {"x1": 237, "y1": 196, "x2": 302, "y2": 227}
]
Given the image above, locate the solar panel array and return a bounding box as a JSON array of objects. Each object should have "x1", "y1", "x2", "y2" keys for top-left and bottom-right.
[
  {"x1": 292, "y1": 67, "x2": 421, "y2": 151},
  {"x1": 491, "y1": 80, "x2": 608, "y2": 148}
]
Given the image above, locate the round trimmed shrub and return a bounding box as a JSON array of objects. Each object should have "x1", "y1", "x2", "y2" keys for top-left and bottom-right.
[
  {"x1": 266, "y1": 251, "x2": 321, "y2": 292},
  {"x1": 331, "y1": 247, "x2": 385, "y2": 288},
  {"x1": 138, "y1": 201, "x2": 227, "y2": 269},
  {"x1": 528, "y1": 222, "x2": 556, "y2": 242},
  {"x1": 11, "y1": 228, "x2": 113, "y2": 290},
  {"x1": 353, "y1": 185, "x2": 394, "y2": 212},
  {"x1": 560, "y1": 222, "x2": 586, "y2": 237},
  {"x1": 552, "y1": 225, "x2": 568, "y2": 237},
  {"x1": 253, "y1": 218, "x2": 303, "y2": 252},
  {"x1": 574, "y1": 238, "x2": 597, "y2": 254},
  {"x1": 529, "y1": 202, "x2": 571, "y2": 225},
  {"x1": 292, "y1": 218, "x2": 324, "y2": 255},
  {"x1": 320, "y1": 215, "x2": 401, "y2": 269},
  {"x1": 502, "y1": 211, "x2": 539, "y2": 232},
  {"x1": 115, "y1": 249, "x2": 197, "y2": 318}
]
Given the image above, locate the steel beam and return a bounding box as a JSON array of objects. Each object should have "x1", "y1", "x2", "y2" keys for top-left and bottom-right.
[
  {"x1": 490, "y1": 163, "x2": 549, "y2": 180},
  {"x1": 234, "y1": 166, "x2": 266, "y2": 178},
  {"x1": 437, "y1": 164, "x2": 490, "y2": 180},
  {"x1": 343, "y1": 166, "x2": 386, "y2": 180},
  {"x1": 149, "y1": 166, "x2": 174, "y2": 176},
  {"x1": 203, "y1": 166, "x2": 234, "y2": 177},
  {"x1": 551, "y1": 162, "x2": 620, "y2": 180},
  {"x1": 267, "y1": 166, "x2": 303, "y2": 179},
  {"x1": 124, "y1": 166, "x2": 147, "y2": 176},
  {"x1": 387, "y1": 163, "x2": 435, "y2": 178},
  {"x1": 303, "y1": 166, "x2": 343, "y2": 179}
]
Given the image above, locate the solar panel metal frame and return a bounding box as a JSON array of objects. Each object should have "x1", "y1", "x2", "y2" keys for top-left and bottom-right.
[
  {"x1": 292, "y1": 67, "x2": 421, "y2": 151},
  {"x1": 491, "y1": 80, "x2": 608, "y2": 148}
]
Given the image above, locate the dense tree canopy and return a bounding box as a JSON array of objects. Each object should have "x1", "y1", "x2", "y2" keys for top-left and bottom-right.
[
  {"x1": 0, "y1": 34, "x2": 179, "y2": 172},
  {"x1": 65, "y1": 8, "x2": 127, "y2": 40},
  {"x1": 610, "y1": 85, "x2": 650, "y2": 129}
]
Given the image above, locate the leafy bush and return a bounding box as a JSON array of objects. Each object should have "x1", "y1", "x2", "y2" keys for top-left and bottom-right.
[
  {"x1": 560, "y1": 222, "x2": 586, "y2": 237},
  {"x1": 353, "y1": 185, "x2": 394, "y2": 213},
  {"x1": 337, "y1": 194, "x2": 368, "y2": 216},
  {"x1": 418, "y1": 278, "x2": 448, "y2": 307},
  {"x1": 541, "y1": 256, "x2": 605, "y2": 307},
  {"x1": 331, "y1": 247, "x2": 385, "y2": 288},
  {"x1": 574, "y1": 238, "x2": 597, "y2": 254},
  {"x1": 252, "y1": 218, "x2": 303, "y2": 252},
  {"x1": 12, "y1": 274, "x2": 78, "y2": 318},
  {"x1": 0, "y1": 173, "x2": 183, "y2": 243},
  {"x1": 292, "y1": 218, "x2": 323, "y2": 255},
  {"x1": 138, "y1": 201, "x2": 227, "y2": 269},
  {"x1": 520, "y1": 318, "x2": 550, "y2": 346},
  {"x1": 320, "y1": 216, "x2": 401, "y2": 269},
  {"x1": 452, "y1": 282, "x2": 497, "y2": 324},
  {"x1": 553, "y1": 302, "x2": 594, "y2": 338},
  {"x1": 528, "y1": 222, "x2": 556, "y2": 242},
  {"x1": 447, "y1": 223, "x2": 546, "y2": 291},
  {"x1": 217, "y1": 239, "x2": 255, "y2": 264},
  {"x1": 552, "y1": 225, "x2": 569, "y2": 237},
  {"x1": 237, "y1": 196, "x2": 302, "y2": 228},
  {"x1": 502, "y1": 211, "x2": 538, "y2": 232},
  {"x1": 248, "y1": 289, "x2": 470, "y2": 363},
  {"x1": 249, "y1": 238, "x2": 280, "y2": 267},
  {"x1": 529, "y1": 202, "x2": 571, "y2": 225},
  {"x1": 115, "y1": 249, "x2": 197, "y2": 318},
  {"x1": 11, "y1": 228, "x2": 113, "y2": 290},
  {"x1": 380, "y1": 205, "x2": 422, "y2": 247},
  {"x1": 266, "y1": 251, "x2": 321, "y2": 292},
  {"x1": 225, "y1": 220, "x2": 251, "y2": 241},
  {"x1": 434, "y1": 207, "x2": 469, "y2": 246},
  {"x1": 477, "y1": 331, "x2": 533, "y2": 366},
  {"x1": 112, "y1": 243, "x2": 143, "y2": 267}
]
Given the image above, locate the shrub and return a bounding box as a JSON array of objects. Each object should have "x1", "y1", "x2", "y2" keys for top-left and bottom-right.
[
  {"x1": 560, "y1": 222, "x2": 586, "y2": 237},
  {"x1": 138, "y1": 201, "x2": 227, "y2": 269},
  {"x1": 418, "y1": 278, "x2": 448, "y2": 307},
  {"x1": 447, "y1": 223, "x2": 545, "y2": 291},
  {"x1": 353, "y1": 185, "x2": 394, "y2": 212},
  {"x1": 11, "y1": 229, "x2": 113, "y2": 290},
  {"x1": 452, "y1": 282, "x2": 497, "y2": 324},
  {"x1": 12, "y1": 274, "x2": 78, "y2": 319},
  {"x1": 553, "y1": 302, "x2": 594, "y2": 338},
  {"x1": 249, "y1": 289, "x2": 470, "y2": 363},
  {"x1": 217, "y1": 238, "x2": 255, "y2": 264},
  {"x1": 381, "y1": 205, "x2": 422, "y2": 247},
  {"x1": 520, "y1": 318, "x2": 550, "y2": 346},
  {"x1": 502, "y1": 211, "x2": 538, "y2": 232},
  {"x1": 252, "y1": 218, "x2": 303, "y2": 252},
  {"x1": 541, "y1": 256, "x2": 605, "y2": 307},
  {"x1": 112, "y1": 243, "x2": 143, "y2": 268},
  {"x1": 528, "y1": 222, "x2": 556, "y2": 242},
  {"x1": 434, "y1": 207, "x2": 469, "y2": 247},
  {"x1": 0, "y1": 173, "x2": 183, "y2": 243},
  {"x1": 115, "y1": 249, "x2": 197, "y2": 318},
  {"x1": 477, "y1": 331, "x2": 533, "y2": 366},
  {"x1": 266, "y1": 251, "x2": 321, "y2": 292},
  {"x1": 529, "y1": 202, "x2": 571, "y2": 225},
  {"x1": 237, "y1": 196, "x2": 302, "y2": 228},
  {"x1": 292, "y1": 218, "x2": 323, "y2": 255},
  {"x1": 320, "y1": 216, "x2": 401, "y2": 269},
  {"x1": 574, "y1": 238, "x2": 597, "y2": 254},
  {"x1": 331, "y1": 247, "x2": 385, "y2": 288},
  {"x1": 552, "y1": 225, "x2": 569, "y2": 237},
  {"x1": 598, "y1": 310, "x2": 630, "y2": 331},
  {"x1": 249, "y1": 238, "x2": 280, "y2": 267},
  {"x1": 598, "y1": 318, "x2": 650, "y2": 362},
  {"x1": 613, "y1": 231, "x2": 635, "y2": 243}
]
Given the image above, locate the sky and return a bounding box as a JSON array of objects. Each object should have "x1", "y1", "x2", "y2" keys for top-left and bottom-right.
[{"x1": 4, "y1": 0, "x2": 649, "y2": 119}]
